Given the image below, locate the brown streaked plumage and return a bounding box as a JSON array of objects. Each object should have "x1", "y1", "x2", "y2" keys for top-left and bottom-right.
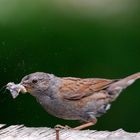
[
  {"x1": 10, "y1": 72, "x2": 140, "y2": 130},
  {"x1": 60, "y1": 77, "x2": 115, "y2": 100}
]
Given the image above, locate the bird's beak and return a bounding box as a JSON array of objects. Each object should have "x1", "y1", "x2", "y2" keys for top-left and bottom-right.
[
  {"x1": 19, "y1": 84, "x2": 27, "y2": 93},
  {"x1": 20, "y1": 81, "x2": 32, "y2": 93}
]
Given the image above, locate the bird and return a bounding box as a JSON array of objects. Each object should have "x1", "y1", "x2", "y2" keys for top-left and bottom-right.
[{"x1": 10, "y1": 72, "x2": 140, "y2": 130}]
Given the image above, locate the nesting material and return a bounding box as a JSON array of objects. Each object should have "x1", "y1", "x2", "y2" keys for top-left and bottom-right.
[{"x1": 6, "y1": 82, "x2": 27, "y2": 99}]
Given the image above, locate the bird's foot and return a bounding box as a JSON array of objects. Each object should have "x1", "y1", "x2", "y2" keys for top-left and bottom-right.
[
  {"x1": 55, "y1": 124, "x2": 71, "y2": 130},
  {"x1": 54, "y1": 125, "x2": 71, "y2": 140}
]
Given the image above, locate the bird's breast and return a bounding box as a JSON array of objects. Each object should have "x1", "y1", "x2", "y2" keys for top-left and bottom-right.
[{"x1": 36, "y1": 94, "x2": 81, "y2": 120}]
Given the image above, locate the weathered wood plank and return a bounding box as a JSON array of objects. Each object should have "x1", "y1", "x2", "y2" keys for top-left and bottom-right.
[
  {"x1": 0, "y1": 124, "x2": 5, "y2": 128},
  {"x1": 0, "y1": 124, "x2": 139, "y2": 140}
]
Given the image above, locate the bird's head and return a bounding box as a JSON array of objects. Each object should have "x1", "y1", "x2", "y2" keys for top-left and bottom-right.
[{"x1": 20, "y1": 72, "x2": 53, "y2": 96}]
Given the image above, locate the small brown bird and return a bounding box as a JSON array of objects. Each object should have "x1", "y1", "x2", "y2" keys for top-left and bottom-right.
[{"x1": 7, "y1": 72, "x2": 140, "y2": 130}]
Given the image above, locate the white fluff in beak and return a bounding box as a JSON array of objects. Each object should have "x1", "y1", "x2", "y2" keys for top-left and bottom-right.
[{"x1": 6, "y1": 82, "x2": 27, "y2": 99}]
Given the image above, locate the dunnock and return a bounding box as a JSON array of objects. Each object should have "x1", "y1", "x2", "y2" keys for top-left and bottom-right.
[{"x1": 7, "y1": 72, "x2": 140, "y2": 130}]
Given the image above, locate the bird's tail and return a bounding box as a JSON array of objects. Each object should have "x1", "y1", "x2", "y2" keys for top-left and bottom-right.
[{"x1": 107, "y1": 72, "x2": 140, "y2": 100}]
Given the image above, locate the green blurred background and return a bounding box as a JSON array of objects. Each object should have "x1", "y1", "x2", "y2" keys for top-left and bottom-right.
[{"x1": 0, "y1": 0, "x2": 140, "y2": 132}]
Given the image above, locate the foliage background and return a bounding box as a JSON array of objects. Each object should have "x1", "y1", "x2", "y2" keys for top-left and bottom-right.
[{"x1": 0, "y1": 0, "x2": 140, "y2": 132}]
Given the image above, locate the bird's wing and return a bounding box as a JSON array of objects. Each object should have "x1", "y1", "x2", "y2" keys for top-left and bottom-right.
[{"x1": 59, "y1": 77, "x2": 116, "y2": 100}]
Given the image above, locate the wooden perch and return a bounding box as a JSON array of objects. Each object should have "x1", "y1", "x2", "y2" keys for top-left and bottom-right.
[{"x1": 0, "y1": 124, "x2": 140, "y2": 140}]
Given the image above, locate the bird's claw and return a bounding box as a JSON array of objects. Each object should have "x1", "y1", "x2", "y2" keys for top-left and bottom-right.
[{"x1": 55, "y1": 124, "x2": 71, "y2": 130}]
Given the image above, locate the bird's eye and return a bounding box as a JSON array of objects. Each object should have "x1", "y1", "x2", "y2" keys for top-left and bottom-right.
[{"x1": 32, "y1": 79, "x2": 38, "y2": 84}]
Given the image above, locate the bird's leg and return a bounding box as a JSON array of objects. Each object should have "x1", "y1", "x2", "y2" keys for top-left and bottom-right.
[
  {"x1": 54, "y1": 118, "x2": 97, "y2": 131},
  {"x1": 73, "y1": 118, "x2": 97, "y2": 130}
]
